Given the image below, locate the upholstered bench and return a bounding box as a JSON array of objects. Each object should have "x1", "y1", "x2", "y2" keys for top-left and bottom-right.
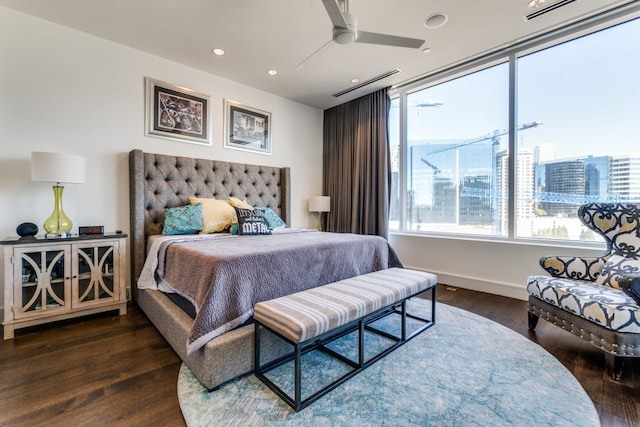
[{"x1": 253, "y1": 267, "x2": 437, "y2": 411}]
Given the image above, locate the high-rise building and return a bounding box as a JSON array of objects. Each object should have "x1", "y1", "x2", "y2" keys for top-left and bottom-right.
[
  {"x1": 610, "y1": 155, "x2": 640, "y2": 200},
  {"x1": 534, "y1": 155, "x2": 611, "y2": 212},
  {"x1": 534, "y1": 144, "x2": 557, "y2": 164},
  {"x1": 542, "y1": 160, "x2": 585, "y2": 215},
  {"x1": 495, "y1": 148, "x2": 534, "y2": 235}
]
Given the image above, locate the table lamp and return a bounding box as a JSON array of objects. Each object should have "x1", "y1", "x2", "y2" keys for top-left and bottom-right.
[
  {"x1": 309, "y1": 196, "x2": 330, "y2": 231},
  {"x1": 31, "y1": 151, "x2": 86, "y2": 235}
]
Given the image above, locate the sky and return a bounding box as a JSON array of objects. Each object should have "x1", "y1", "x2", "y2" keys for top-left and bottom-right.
[{"x1": 391, "y1": 16, "x2": 640, "y2": 160}]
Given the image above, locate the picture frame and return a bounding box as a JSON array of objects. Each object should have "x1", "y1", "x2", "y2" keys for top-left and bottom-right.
[
  {"x1": 223, "y1": 99, "x2": 271, "y2": 154},
  {"x1": 145, "y1": 77, "x2": 211, "y2": 145}
]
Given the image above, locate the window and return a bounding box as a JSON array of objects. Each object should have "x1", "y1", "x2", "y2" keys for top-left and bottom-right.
[
  {"x1": 390, "y1": 14, "x2": 640, "y2": 243},
  {"x1": 516, "y1": 19, "x2": 640, "y2": 240}
]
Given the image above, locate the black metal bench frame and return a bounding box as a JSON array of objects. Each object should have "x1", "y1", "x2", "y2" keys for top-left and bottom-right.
[{"x1": 254, "y1": 286, "x2": 436, "y2": 411}]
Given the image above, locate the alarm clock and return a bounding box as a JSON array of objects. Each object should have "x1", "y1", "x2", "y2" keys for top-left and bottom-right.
[{"x1": 79, "y1": 226, "x2": 104, "y2": 235}]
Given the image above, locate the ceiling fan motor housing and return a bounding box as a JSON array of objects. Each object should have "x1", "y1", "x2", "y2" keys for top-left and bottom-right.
[{"x1": 333, "y1": 12, "x2": 358, "y2": 44}]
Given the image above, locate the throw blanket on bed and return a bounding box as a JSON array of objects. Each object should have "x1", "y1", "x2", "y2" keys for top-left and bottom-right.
[{"x1": 153, "y1": 230, "x2": 403, "y2": 354}]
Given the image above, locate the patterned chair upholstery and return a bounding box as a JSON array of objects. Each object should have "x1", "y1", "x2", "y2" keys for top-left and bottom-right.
[{"x1": 527, "y1": 203, "x2": 640, "y2": 380}]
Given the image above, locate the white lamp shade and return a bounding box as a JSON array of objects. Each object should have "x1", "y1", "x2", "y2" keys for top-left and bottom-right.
[
  {"x1": 31, "y1": 151, "x2": 86, "y2": 184},
  {"x1": 309, "y1": 196, "x2": 331, "y2": 212}
]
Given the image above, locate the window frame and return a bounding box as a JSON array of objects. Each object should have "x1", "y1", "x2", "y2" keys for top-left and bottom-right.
[{"x1": 388, "y1": 3, "x2": 640, "y2": 246}]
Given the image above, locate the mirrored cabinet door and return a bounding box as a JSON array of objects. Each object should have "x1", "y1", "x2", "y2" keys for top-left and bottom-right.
[
  {"x1": 73, "y1": 242, "x2": 118, "y2": 307},
  {"x1": 13, "y1": 245, "x2": 71, "y2": 318}
]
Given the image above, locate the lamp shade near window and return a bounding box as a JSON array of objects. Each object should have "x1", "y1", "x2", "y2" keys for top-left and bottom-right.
[
  {"x1": 31, "y1": 151, "x2": 86, "y2": 234},
  {"x1": 309, "y1": 196, "x2": 330, "y2": 231},
  {"x1": 309, "y1": 196, "x2": 331, "y2": 213}
]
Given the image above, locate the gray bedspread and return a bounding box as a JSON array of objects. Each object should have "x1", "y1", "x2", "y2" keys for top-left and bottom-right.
[{"x1": 155, "y1": 230, "x2": 403, "y2": 354}]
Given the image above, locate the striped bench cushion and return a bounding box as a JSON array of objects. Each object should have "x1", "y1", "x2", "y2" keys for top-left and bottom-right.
[{"x1": 253, "y1": 268, "x2": 437, "y2": 343}]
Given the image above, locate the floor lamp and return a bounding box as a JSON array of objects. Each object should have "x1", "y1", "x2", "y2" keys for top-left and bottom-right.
[
  {"x1": 31, "y1": 151, "x2": 86, "y2": 236},
  {"x1": 309, "y1": 196, "x2": 330, "y2": 231}
]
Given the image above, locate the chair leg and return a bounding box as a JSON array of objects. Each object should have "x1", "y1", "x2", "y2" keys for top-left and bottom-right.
[
  {"x1": 605, "y1": 353, "x2": 624, "y2": 381},
  {"x1": 528, "y1": 312, "x2": 540, "y2": 330}
]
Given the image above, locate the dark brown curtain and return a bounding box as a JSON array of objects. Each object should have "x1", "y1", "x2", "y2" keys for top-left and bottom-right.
[{"x1": 322, "y1": 88, "x2": 391, "y2": 238}]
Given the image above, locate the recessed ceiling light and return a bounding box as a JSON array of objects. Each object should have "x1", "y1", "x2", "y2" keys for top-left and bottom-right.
[
  {"x1": 211, "y1": 48, "x2": 225, "y2": 56},
  {"x1": 528, "y1": 0, "x2": 546, "y2": 7},
  {"x1": 266, "y1": 69, "x2": 278, "y2": 76},
  {"x1": 424, "y1": 13, "x2": 448, "y2": 29},
  {"x1": 422, "y1": 47, "x2": 432, "y2": 54},
  {"x1": 351, "y1": 78, "x2": 361, "y2": 84}
]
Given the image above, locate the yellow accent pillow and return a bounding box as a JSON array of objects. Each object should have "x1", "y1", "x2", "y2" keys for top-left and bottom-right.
[
  {"x1": 228, "y1": 197, "x2": 254, "y2": 210},
  {"x1": 189, "y1": 197, "x2": 237, "y2": 233}
]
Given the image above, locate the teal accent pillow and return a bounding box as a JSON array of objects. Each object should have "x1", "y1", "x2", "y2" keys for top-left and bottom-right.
[
  {"x1": 229, "y1": 223, "x2": 239, "y2": 235},
  {"x1": 256, "y1": 207, "x2": 286, "y2": 229},
  {"x1": 234, "y1": 207, "x2": 271, "y2": 235},
  {"x1": 162, "y1": 203, "x2": 203, "y2": 235}
]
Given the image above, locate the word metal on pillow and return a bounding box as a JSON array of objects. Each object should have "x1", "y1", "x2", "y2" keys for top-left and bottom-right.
[{"x1": 234, "y1": 207, "x2": 271, "y2": 235}]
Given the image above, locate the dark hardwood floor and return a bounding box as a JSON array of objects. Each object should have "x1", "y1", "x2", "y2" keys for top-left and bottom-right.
[{"x1": 1, "y1": 285, "x2": 638, "y2": 426}]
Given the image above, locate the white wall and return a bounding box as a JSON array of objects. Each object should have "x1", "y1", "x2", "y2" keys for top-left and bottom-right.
[
  {"x1": 0, "y1": 8, "x2": 323, "y2": 308},
  {"x1": 389, "y1": 233, "x2": 605, "y2": 300}
]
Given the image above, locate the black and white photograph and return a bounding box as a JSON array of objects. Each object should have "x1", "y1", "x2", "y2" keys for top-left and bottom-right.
[
  {"x1": 224, "y1": 99, "x2": 271, "y2": 154},
  {"x1": 145, "y1": 78, "x2": 211, "y2": 145}
]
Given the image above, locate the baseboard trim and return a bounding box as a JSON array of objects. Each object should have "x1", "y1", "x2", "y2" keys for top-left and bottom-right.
[{"x1": 406, "y1": 267, "x2": 528, "y2": 301}]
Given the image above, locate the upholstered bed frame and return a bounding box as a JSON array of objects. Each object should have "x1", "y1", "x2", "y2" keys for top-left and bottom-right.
[{"x1": 128, "y1": 149, "x2": 291, "y2": 390}]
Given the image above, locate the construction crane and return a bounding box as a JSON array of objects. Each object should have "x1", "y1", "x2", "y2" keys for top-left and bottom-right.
[
  {"x1": 419, "y1": 120, "x2": 542, "y2": 195},
  {"x1": 415, "y1": 121, "x2": 542, "y2": 232},
  {"x1": 419, "y1": 158, "x2": 441, "y2": 174},
  {"x1": 422, "y1": 121, "x2": 542, "y2": 157}
]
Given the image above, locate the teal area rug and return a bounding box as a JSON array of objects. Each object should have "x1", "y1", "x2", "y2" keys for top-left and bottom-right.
[{"x1": 178, "y1": 301, "x2": 599, "y2": 426}]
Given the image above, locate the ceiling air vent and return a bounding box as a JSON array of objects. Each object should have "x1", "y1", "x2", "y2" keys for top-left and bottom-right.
[
  {"x1": 525, "y1": 0, "x2": 578, "y2": 21},
  {"x1": 333, "y1": 68, "x2": 401, "y2": 98}
]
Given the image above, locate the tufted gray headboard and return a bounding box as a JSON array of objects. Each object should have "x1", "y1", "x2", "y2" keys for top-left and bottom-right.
[{"x1": 128, "y1": 149, "x2": 290, "y2": 302}]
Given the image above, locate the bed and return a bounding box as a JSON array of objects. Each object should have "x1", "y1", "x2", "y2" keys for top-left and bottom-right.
[{"x1": 128, "y1": 149, "x2": 401, "y2": 390}]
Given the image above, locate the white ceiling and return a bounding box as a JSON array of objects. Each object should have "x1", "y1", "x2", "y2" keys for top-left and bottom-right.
[{"x1": 0, "y1": 0, "x2": 633, "y2": 110}]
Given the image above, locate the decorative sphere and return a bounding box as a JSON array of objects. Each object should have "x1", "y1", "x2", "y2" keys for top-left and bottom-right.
[{"x1": 17, "y1": 222, "x2": 38, "y2": 237}]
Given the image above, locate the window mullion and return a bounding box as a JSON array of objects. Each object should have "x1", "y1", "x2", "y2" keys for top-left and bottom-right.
[{"x1": 508, "y1": 54, "x2": 517, "y2": 239}]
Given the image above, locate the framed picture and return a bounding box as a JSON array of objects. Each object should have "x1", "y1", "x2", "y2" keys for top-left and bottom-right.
[
  {"x1": 145, "y1": 77, "x2": 211, "y2": 145},
  {"x1": 223, "y1": 99, "x2": 271, "y2": 154}
]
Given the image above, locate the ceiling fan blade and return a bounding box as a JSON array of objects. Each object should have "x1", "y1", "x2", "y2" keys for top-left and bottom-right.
[
  {"x1": 322, "y1": 0, "x2": 349, "y2": 29},
  {"x1": 356, "y1": 31, "x2": 424, "y2": 49}
]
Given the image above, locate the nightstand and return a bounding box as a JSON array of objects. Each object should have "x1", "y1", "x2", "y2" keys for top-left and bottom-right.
[{"x1": 1, "y1": 233, "x2": 127, "y2": 339}]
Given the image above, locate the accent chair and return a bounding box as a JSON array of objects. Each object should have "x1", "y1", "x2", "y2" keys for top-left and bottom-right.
[{"x1": 527, "y1": 203, "x2": 640, "y2": 380}]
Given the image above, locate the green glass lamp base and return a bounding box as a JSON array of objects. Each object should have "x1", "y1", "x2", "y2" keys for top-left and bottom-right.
[{"x1": 43, "y1": 185, "x2": 73, "y2": 234}]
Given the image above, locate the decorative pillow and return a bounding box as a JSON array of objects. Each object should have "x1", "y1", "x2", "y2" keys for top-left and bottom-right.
[
  {"x1": 228, "y1": 197, "x2": 254, "y2": 210},
  {"x1": 234, "y1": 207, "x2": 271, "y2": 235},
  {"x1": 595, "y1": 254, "x2": 640, "y2": 289},
  {"x1": 229, "y1": 223, "x2": 239, "y2": 235},
  {"x1": 189, "y1": 197, "x2": 237, "y2": 233},
  {"x1": 256, "y1": 207, "x2": 286, "y2": 229},
  {"x1": 162, "y1": 203, "x2": 202, "y2": 236}
]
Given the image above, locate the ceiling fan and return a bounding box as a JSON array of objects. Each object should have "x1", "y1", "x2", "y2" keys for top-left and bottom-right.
[
  {"x1": 322, "y1": 0, "x2": 425, "y2": 48},
  {"x1": 296, "y1": 0, "x2": 425, "y2": 69}
]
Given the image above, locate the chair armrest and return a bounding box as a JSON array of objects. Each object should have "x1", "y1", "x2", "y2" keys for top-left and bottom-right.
[
  {"x1": 618, "y1": 274, "x2": 640, "y2": 304},
  {"x1": 540, "y1": 255, "x2": 606, "y2": 281}
]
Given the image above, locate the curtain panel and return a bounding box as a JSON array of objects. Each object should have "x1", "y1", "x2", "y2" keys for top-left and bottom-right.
[{"x1": 322, "y1": 88, "x2": 391, "y2": 238}]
